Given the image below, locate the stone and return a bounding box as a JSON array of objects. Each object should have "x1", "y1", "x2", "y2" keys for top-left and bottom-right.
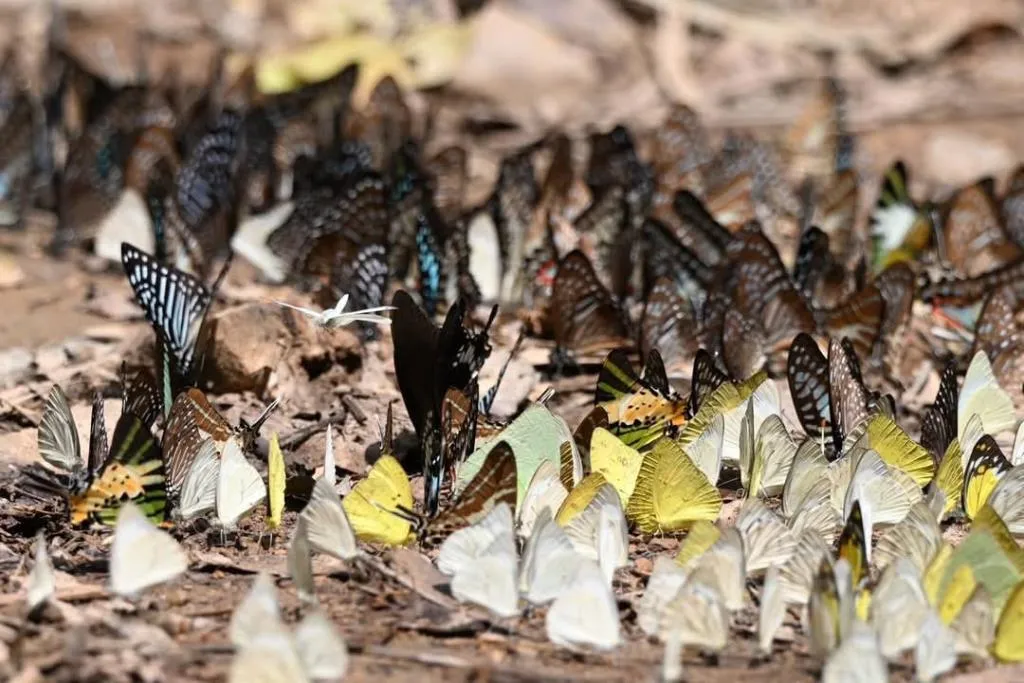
[
  {"x1": 0, "y1": 347, "x2": 33, "y2": 389},
  {"x1": 206, "y1": 303, "x2": 291, "y2": 394}
]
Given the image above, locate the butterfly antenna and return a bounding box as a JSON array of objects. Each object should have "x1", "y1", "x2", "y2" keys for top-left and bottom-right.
[
  {"x1": 382, "y1": 402, "x2": 394, "y2": 455},
  {"x1": 480, "y1": 326, "x2": 526, "y2": 416}
]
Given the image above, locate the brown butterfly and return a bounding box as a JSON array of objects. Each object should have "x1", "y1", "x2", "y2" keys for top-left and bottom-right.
[
  {"x1": 429, "y1": 145, "x2": 468, "y2": 224},
  {"x1": 413, "y1": 441, "x2": 518, "y2": 544},
  {"x1": 163, "y1": 388, "x2": 277, "y2": 497},
  {"x1": 548, "y1": 250, "x2": 632, "y2": 355},
  {"x1": 941, "y1": 179, "x2": 1022, "y2": 279},
  {"x1": 639, "y1": 276, "x2": 701, "y2": 380},
  {"x1": 343, "y1": 75, "x2": 411, "y2": 170}
]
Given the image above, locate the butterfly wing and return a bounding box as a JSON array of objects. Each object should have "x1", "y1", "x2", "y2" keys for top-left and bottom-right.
[
  {"x1": 37, "y1": 385, "x2": 82, "y2": 476},
  {"x1": 120, "y1": 243, "x2": 212, "y2": 383},
  {"x1": 786, "y1": 333, "x2": 832, "y2": 446},
  {"x1": 70, "y1": 412, "x2": 166, "y2": 526},
  {"x1": 549, "y1": 250, "x2": 631, "y2": 354}
]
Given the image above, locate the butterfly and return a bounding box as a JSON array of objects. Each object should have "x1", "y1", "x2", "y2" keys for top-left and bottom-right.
[
  {"x1": 488, "y1": 147, "x2": 539, "y2": 303},
  {"x1": 173, "y1": 108, "x2": 246, "y2": 271},
  {"x1": 994, "y1": 577, "x2": 1024, "y2": 662},
  {"x1": 641, "y1": 217, "x2": 714, "y2": 304},
  {"x1": 626, "y1": 437, "x2": 721, "y2": 533},
  {"x1": 121, "y1": 243, "x2": 219, "y2": 407},
  {"x1": 69, "y1": 410, "x2": 167, "y2": 526},
  {"x1": 275, "y1": 292, "x2": 394, "y2": 330},
  {"x1": 163, "y1": 388, "x2": 277, "y2": 498},
  {"x1": 920, "y1": 256, "x2": 1024, "y2": 306},
  {"x1": 438, "y1": 502, "x2": 519, "y2": 617},
  {"x1": 420, "y1": 441, "x2": 518, "y2": 542},
  {"x1": 343, "y1": 75, "x2": 411, "y2": 170},
  {"x1": 647, "y1": 103, "x2": 712, "y2": 200},
  {"x1": 786, "y1": 334, "x2": 873, "y2": 457},
  {"x1": 837, "y1": 499, "x2": 868, "y2": 588},
  {"x1": 595, "y1": 350, "x2": 688, "y2": 451},
  {"x1": 548, "y1": 250, "x2": 632, "y2": 356},
  {"x1": 109, "y1": 502, "x2": 188, "y2": 598},
  {"x1": 36, "y1": 386, "x2": 107, "y2": 496},
  {"x1": 639, "y1": 279, "x2": 701, "y2": 381},
  {"x1": 962, "y1": 435, "x2": 1013, "y2": 520},
  {"x1": 341, "y1": 453, "x2": 414, "y2": 546},
  {"x1": 1001, "y1": 164, "x2": 1024, "y2": 248},
  {"x1": 420, "y1": 384, "x2": 481, "y2": 517},
  {"x1": 870, "y1": 160, "x2": 933, "y2": 270},
  {"x1": 573, "y1": 184, "x2": 633, "y2": 297},
  {"x1": 391, "y1": 289, "x2": 495, "y2": 444},
  {"x1": 322, "y1": 243, "x2": 391, "y2": 341},
  {"x1": 267, "y1": 171, "x2": 389, "y2": 278},
  {"x1": 546, "y1": 559, "x2": 622, "y2": 650},
  {"x1": 429, "y1": 145, "x2": 468, "y2": 224},
  {"x1": 939, "y1": 178, "x2": 1022, "y2": 279}
]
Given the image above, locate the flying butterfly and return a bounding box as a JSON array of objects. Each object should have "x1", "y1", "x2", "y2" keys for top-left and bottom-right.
[{"x1": 323, "y1": 243, "x2": 390, "y2": 341}]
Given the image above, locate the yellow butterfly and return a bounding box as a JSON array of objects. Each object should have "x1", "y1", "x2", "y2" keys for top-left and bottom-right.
[
  {"x1": 934, "y1": 439, "x2": 963, "y2": 518},
  {"x1": 266, "y1": 433, "x2": 285, "y2": 530},
  {"x1": 993, "y1": 579, "x2": 1024, "y2": 662},
  {"x1": 555, "y1": 472, "x2": 608, "y2": 526},
  {"x1": 589, "y1": 428, "x2": 644, "y2": 505},
  {"x1": 674, "y1": 519, "x2": 720, "y2": 568},
  {"x1": 962, "y1": 435, "x2": 1012, "y2": 520},
  {"x1": 626, "y1": 437, "x2": 721, "y2": 533},
  {"x1": 341, "y1": 455, "x2": 413, "y2": 546},
  {"x1": 863, "y1": 414, "x2": 935, "y2": 487}
]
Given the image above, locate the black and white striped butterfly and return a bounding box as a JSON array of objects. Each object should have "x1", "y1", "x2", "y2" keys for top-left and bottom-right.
[
  {"x1": 120, "y1": 242, "x2": 213, "y2": 385},
  {"x1": 329, "y1": 243, "x2": 390, "y2": 341}
]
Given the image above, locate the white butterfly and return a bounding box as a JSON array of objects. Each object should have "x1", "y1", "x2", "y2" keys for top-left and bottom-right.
[
  {"x1": 274, "y1": 294, "x2": 395, "y2": 330},
  {"x1": 915, "y1": 610, "x2": 958, "y2": 682},
  {"x1": 288, "y1": 517, "x2": 316, "y2": 604},
  {"x1": 440, "y1": 504, "x2": 520, "y2": 618},
  {"x1": 26, "y1": 532, "x2": 55, "y2": 612},
  {"x1": 109, "y1": 502, "x2": 188, "y2": 598},
  {"x1": 736, "y1": 498, "x2": 796, "y2": 574},
  {"x1": 759, "y1": 565, "x2": 785, "y2": 654},
  {"x1": 519, "y1": 510, "x2": 588, "y2": 605},
  {"x1": 322, "y1": 424, "x2": 336, "y2": 487},
  {"x1": 299, "y1": 476, "x2": 358, "y2": 561},
  {"x1": 637, "y1": 556, "x2": 689, "y2": 637},
  {"x1": 230, "y1": 202, "x2": 294, "y2": 283},
  {"x1": 822, "y1": 620, "x2": 888, "y2": 683},
  {"x1": 294, "y1": 609, "x2": 349, "y2": 681},
  {"x1": 871, "y1": 558, "x2": 929, "y2": 659},
  {"x1": 230, "y1": 573, "x2": 287, "y2": 650},
  {"x1": 217, "y1": 437, "x2": 267, "y2": 528},
  {"x1": 659, "y1": 576, "x2": 729, "y2": 651},
  {"x1": 516, "y1": 460, "x2": 567, "y2": 539},
  {"x1": 560, "y1": 482, "x2": 628, "y2": 583},
  {"x1": 175, "y1": 438, "x2": 220, "y2": 522},
  {"x1": 545, "y1": 559, "x2": 621, "y2": 651}
]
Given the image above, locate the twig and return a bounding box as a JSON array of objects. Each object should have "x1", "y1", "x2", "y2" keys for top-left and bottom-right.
[
  {"x1": 278, "y1": 409, "x2": 348, "y2": 450},
  {"x1": 341, "y1": 394, "x2": 366, "y2": 424}
]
